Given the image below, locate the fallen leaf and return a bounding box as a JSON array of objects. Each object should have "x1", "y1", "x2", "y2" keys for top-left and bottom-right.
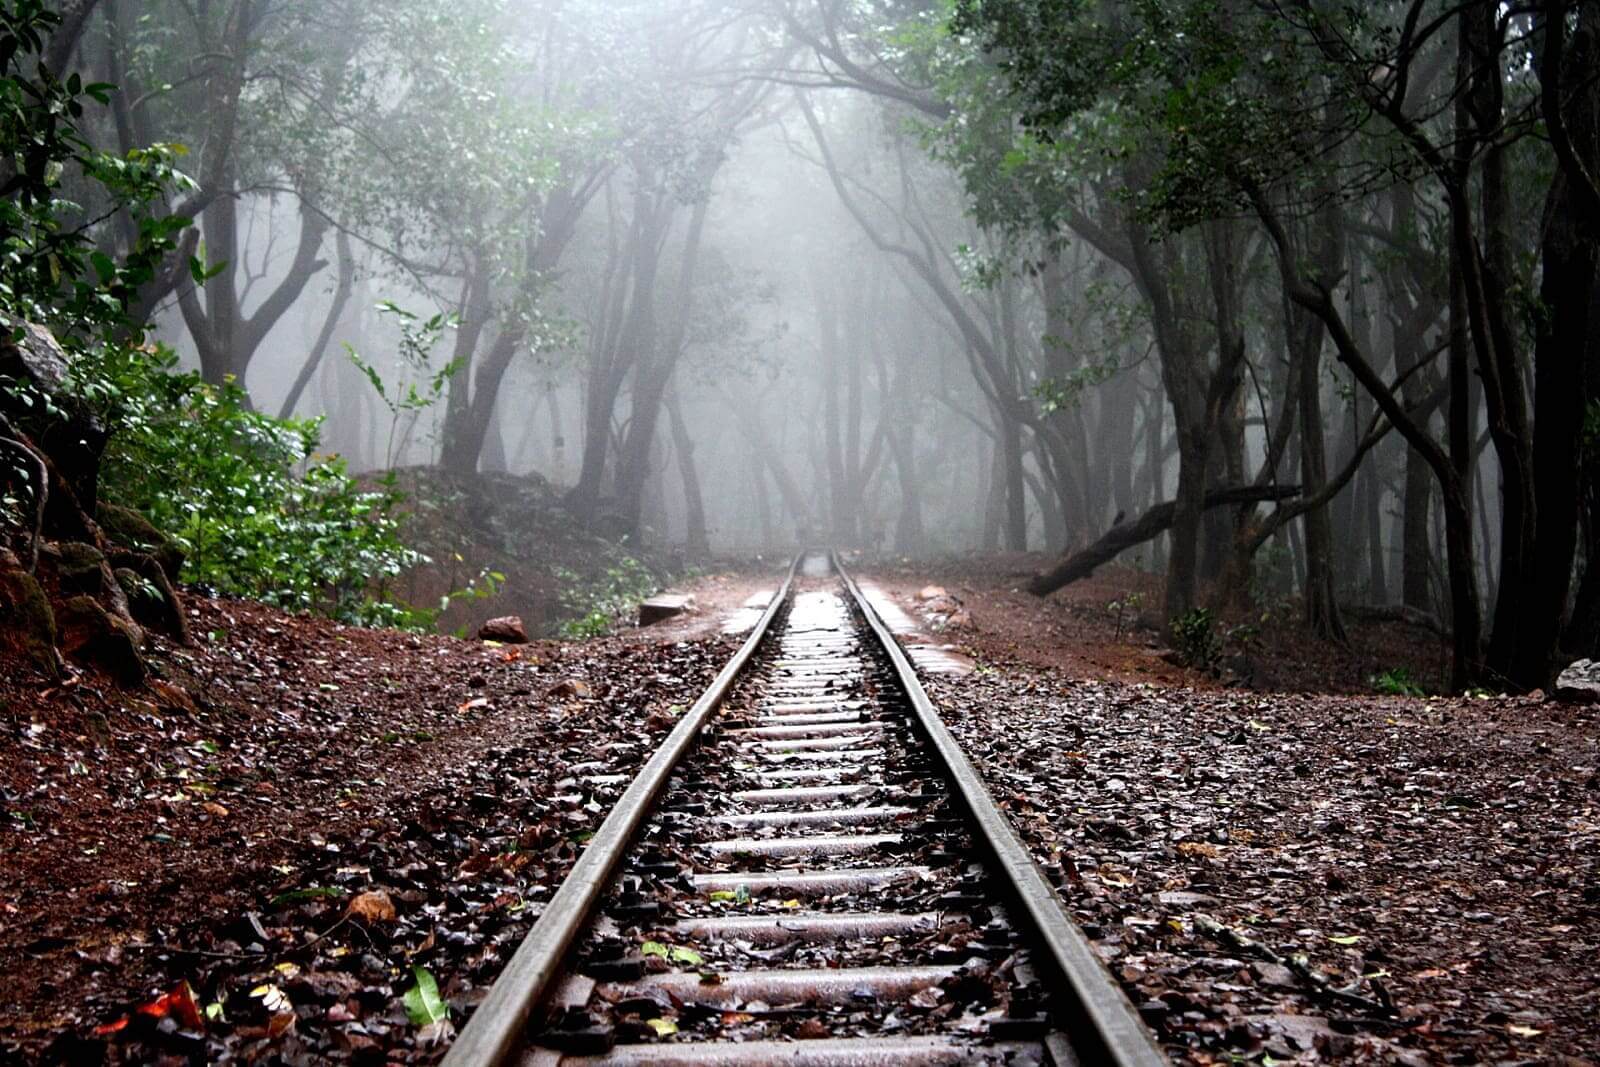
[
  {"x1": 645, "y1": 1018, "x2": 678, "y2": 1036},
  {"x1": 250, "y1": 984, "x2": 292, "y2": 1013},
  {"x1": 347, "y1": 889, "x2": 397, "y2": 924},
  {"x1": 403, "y1": 966, "x2": 448, "y2": 1027},
  {"x1": 93, "y1": 980, "x2": 205, "y2": 1036}
]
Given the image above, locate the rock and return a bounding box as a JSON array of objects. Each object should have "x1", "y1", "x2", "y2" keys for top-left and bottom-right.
[
  {"x1": 918, "y1": 585, "x2": 948, "y2": 601},
  {"x1": 52, "y1": 540, "x2": 112, "y2": 595},
  {"x1": 546, "y1": 678, "x2": 592, "y2": 701},
  {"x1": 638, "y1": 594, "x2": 695, "y2": 626},
  {"x1": 97, "y1": 501, "x2": 184, "y2": 583},
  {"x1": 0, "y1": 566, "x2": 59, "y2": 679},
  {"x1": 0, "y1": 321, "x2": 107, "y2": 514},
  {"x1": 477, "y1": 615, "x2": 528, "y2": 644},
  {"x1": 57, "y1": 594, "x2": 145, "y2": 685},
  {"x1": 1554, "y1": 659, "x2": 1600, "y2": 703}
]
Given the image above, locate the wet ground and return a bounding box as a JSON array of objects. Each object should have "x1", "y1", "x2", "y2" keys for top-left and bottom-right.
[{"x1": 2, "y1": 557, "x2": 1595, "y2": 1065}]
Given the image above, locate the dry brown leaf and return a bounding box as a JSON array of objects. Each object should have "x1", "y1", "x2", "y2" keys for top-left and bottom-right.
[{"x1": 346, "y1": 890, "x2": 397, "y2": 924}]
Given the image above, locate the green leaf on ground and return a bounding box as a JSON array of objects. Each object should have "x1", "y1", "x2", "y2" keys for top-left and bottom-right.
[{"x1": 403, "y1": 966, "x2": 448, "y2": 1026}]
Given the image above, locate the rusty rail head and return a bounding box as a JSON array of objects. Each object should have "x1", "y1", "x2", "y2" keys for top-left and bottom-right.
[
  {"x1": 441, "y1": 557, "x2": 800, "y2": 1067},
  {"x1": 831, "y1": 553, "x2": 1170, "y2": 1067}
]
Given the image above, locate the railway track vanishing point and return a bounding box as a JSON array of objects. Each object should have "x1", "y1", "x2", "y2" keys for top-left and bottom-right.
[{"x1": 442, "y1": 553, "x2": 1166, "y2": 1067}]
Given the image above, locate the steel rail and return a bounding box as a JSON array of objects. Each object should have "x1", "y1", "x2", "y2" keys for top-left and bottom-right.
[
  {"x1": 442, "y1": 557, "x2": 801, "y2": 1067},
  {"x1": 833, "y1": 554, "x2": 1169, "y2": 1067}
]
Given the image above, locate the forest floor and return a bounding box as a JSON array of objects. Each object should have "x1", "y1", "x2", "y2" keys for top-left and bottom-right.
[
  {"x1": 856, "y1": 554, "x2": 1599, "y2": 1065},
  {"x1": 0, "y1": 595, "x2": 737, "y2": 1064},
  {"x1": 0, "y1": 552, "x2": 1594, "y2": 1065}
]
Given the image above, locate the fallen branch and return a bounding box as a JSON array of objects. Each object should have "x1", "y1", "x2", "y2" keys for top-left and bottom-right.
[
  {"x1": 1193, "y1": 913, "x2": 1394, "y2": 1016},
  {"x1": 1343, "y1": 603, "x2": 1450, "y2": 638},
  {"x1": 1028, "y1": 485, "x2": 1301, "y2": 596}
]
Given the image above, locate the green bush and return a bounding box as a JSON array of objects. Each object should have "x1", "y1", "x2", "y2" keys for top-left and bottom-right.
[
  {"x1": 83, "y1": 344, "x2": 428, "y2": 627},
  {"x1": 1170, "y1": 607, "x2": 1223, "y2": 671},
  {"x1": 555, "y1": 556, "x2": 658, "y2": 638},
  {"x1": 1371, "y1": 666, "x2": 1427, "y2": 698}
]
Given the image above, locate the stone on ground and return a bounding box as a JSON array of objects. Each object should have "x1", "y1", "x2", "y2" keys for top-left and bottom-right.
[
  {"x1": 639, "y1": 593, "x2": 695, "y2": 626},
  {"x1": 477, "y1": 615, "x2": 529, "y2": 644}
]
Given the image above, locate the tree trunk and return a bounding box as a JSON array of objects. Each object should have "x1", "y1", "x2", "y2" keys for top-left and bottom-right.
[
  {"x1": 1516, "y1": 1, "x2": 1600, "y2": 685},
  {"x1": 278, "y1": 229, "x2": 355, "y2": 419},
  {"x1": 667, "y1": 391, "x2": 709, "y2": 556}
]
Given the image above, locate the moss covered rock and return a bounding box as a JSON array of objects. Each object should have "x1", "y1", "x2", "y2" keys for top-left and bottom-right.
[
  {"x1": 0, "y1": 566, "x2": 59, "y2": 680},
  {"x1": 96, "y1": 501, "x2": 184, "y2": 583}
]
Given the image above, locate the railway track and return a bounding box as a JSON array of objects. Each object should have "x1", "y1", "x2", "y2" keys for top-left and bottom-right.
[{"x1": 443, "y1": 553, "x2": 1165, "y2": 1066}]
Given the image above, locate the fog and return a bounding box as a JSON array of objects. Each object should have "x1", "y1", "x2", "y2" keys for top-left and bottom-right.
[
  {"x1": 92, "y1": 0, "x2": 1557, "y2": 680},
  {"x1": 142, "y1": 1, "x2": 1075, "y2": 559}
]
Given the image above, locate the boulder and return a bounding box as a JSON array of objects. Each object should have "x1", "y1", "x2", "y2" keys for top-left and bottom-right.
[
  {"x1": 0, "y1": 566, "x2": 59, "y2": 679},
  {"x1": 57, "y1": 594, "x2": 145, "y2": 685},
  {"x1": 477, "y1": 615, "x2": 528, "y2": 644},
  {"x1": 0, "y1": 321, "x2": 107, "y2": 514},
  {"x1": 1554, "y1": 658, "x2": 1600, "y2": 704},
  {"x1": 97, "y1": 501, "x2": 184, "y2": 583}
]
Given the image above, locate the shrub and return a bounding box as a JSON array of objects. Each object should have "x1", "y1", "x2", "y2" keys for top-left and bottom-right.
[
  {"x1": 1371, "y1": 666, "x2": 1427, "y2": 698},
  {"x1": 83, "y1": 344, "x2": 428, "y2": 627},
  {"x1": 1171, "y1": 607, "x2": 1223, "y2": 671},
  {"x1": 555, "y1": 556, "x2": 658, "y2": 638}
]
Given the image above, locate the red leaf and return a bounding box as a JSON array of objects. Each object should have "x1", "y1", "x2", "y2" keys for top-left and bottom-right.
[{"x1": 135, "y1": 981, "x2": 205, "y2": 1031}]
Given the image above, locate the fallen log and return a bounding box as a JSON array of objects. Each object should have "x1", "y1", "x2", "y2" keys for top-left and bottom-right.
[
  {"x1": 1029, "y1": 485, "x2": 1301, "y2": 597},
  {"x1": 1343, "y1": 603, "x2": 1449, "y2": 638}
]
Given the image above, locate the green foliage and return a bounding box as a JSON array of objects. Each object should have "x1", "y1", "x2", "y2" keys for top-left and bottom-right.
[
  {"x1": 1371, "y1": 666, "x2": 1427, "y2": 698},
  {"x1": 0, "y1": 2, "x2": 193, "y2": 337},
  {"x1": 555, "y1": 556, "x2": 657, "y2": 639},
  {"x1": 559, "y1": 611, "x2": 612, "y2": 640},
  {"x1": 402, "y1": 965, "x2": 448, "y2": 1027},
  {"x1": 1033, "y1": 355, "x2": 1120, "y2": 414},
  {"x1": 1106, "y1": 591, "x2": 1144, "y2": 641},
  {"x1": 345, "y1": 301, "x2": 460, "y2": 468},
  {"x1": 85, "y1": 345, "x2": 427, "y2": 627},
  {"x1": 1170, "y1": 607, "x2": 1223, "y2": 671}
]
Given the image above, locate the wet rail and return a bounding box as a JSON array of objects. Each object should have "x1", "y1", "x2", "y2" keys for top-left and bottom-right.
[{"x1": 442, "y1": 553, "x2": 1166, "y2": 1067}]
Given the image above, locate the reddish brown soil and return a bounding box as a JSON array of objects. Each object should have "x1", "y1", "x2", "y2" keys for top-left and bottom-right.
[
  {"x1": 0, "y1": 595, "x2": 735, "y2": 1063},
  {"x1": 2, "y1": 555, "x2": 1593, "y2": 1066},
  {"x1": 861, "y1": 553, "x2": 1451, "y2": 695}
]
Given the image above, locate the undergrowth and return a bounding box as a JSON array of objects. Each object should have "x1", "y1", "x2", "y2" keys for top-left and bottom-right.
[
  {"x1": 82, "y1": 344, "x2": 431, "y2": 628},
  {"x1": 555, "y1": 556, "x2": 658, "y2": 638}
]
